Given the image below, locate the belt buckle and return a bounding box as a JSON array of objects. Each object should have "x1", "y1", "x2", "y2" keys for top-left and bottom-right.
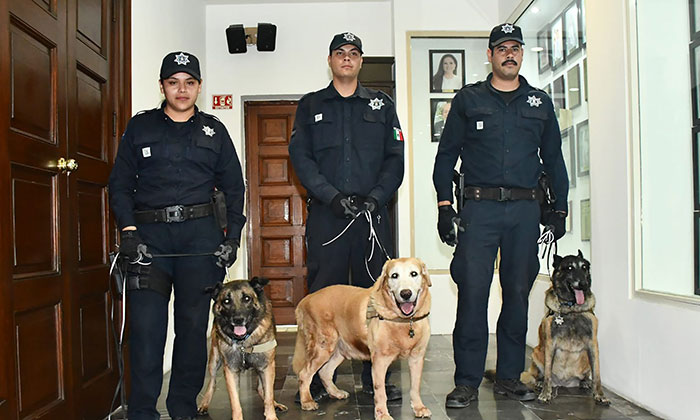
[
  {"x1": 165, "y1": 205, "x2": 185, "y2": 222},
  {"x1": 498, "y1": 187, "x2": 511, "y2": 201}
]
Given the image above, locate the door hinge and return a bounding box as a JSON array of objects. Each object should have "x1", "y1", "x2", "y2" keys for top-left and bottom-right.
[
  {"x1": 112, "y1": 0, "x2": 117, "y2": 23},
  {"x1": 112, "y1": 112, "x2": 117, "y2": 137}
]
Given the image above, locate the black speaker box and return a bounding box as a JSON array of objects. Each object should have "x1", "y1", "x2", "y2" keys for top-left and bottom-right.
[
  {"x1": 226, "y1": 24, "x2": 247, "y2": 54},
  {"x1": 257, "y1": 23, "x2": 277, "y2": 52}
]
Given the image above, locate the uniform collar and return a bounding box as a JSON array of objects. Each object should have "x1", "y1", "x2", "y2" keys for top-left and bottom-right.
[
  {"x1": 485, "y1": 73, "x2": 532, "y2": 98},
  {"x1": 158, "y1": 101, "x2": 200, "y2": 122},
  {"x1": 320, "y1": 81, "x2": 373, "y2": 100}
]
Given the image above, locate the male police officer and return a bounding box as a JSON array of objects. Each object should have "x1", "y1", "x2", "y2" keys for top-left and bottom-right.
[
  {"x1": 432, "y1": 24, "x2": 569, "y2": 408},
  {"x1": 109, "y1": 51, "x2": 245, "y2": 420},
  {"x1": 289, "y1": 32, "x2": 404, "y2": 402}
]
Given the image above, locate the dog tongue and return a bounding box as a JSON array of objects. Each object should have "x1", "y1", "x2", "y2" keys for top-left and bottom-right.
[
  {"x1": 400, "y1": 302, "x2": 415, "y2": 315},
  {"x1": 234, "y1": 325, "x2": 247, "y2": 336},
  {"x1": 574, "y1": 289, "x2": 585, "y2": 305}
]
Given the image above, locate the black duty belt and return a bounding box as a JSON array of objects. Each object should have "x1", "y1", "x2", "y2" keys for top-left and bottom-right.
[
  {"x1": 134, "y1": 202, "x2": 213, "y2": 224},
  {"x1": 463, "y1": 186, "x2": 539, "y2": 202}
]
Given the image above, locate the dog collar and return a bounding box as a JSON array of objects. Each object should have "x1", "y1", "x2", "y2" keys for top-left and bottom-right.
[{"x1": 366, "y1": 299, "x2": 430, "y2": 338}]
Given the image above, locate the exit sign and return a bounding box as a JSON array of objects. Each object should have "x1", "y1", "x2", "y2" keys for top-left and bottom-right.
[{"x1": 212, "y1": 94, "x2": 233, "y2": 109}]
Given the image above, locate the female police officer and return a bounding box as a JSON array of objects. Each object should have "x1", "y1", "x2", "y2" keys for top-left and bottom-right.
[{"x1": 109, "y1": 51, "x2": 245, "y2": 420}]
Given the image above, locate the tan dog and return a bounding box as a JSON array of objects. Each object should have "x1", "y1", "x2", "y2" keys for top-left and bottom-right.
[
  {"x1": 197, "y1": 278, "x2": 288, "y2": 420},
  {"x1": 293, "y1": 257, "x2": 432, "y2": 420}
]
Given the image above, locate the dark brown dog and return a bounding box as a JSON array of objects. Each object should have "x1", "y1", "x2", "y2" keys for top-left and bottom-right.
[
  {"x1": 293, "y1": 257, "x2": 432, "y2": 420},
  {"x1": 197, "y1": 277, "x2": 287, "y2": 420},
  {"x1": 522, "y1": 250, "x2": 610, "y2": 405}
]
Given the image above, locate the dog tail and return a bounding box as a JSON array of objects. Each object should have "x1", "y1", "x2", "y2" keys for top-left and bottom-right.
[{"x1": 292, "y1": 307, "x2": 306, "y2": 375}]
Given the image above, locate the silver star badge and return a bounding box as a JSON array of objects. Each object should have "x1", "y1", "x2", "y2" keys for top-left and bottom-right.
[
  {"x1": 343, "y1": 32, "x2": 356, "y2": 42},
  {"x1": 368, "y1": 98, "x2": 384, "y2": 111},
  {"x1": 554, "y1": 315, "x2": 564, "y2": 325},
  {"x1": 527, "y1": 95, "x2": 542, "y2": 107},
  {"x1": 202, "y1": 125, "x2": 215, "y2": 137},
  {"x1": 501, "y1": 24, "x2": 515, "y2": 34},
  {"x1": 174, "y1": 52, "x2": 190, "y2": 66}
]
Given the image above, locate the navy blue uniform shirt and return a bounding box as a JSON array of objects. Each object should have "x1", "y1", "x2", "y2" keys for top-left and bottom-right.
[
  {"x1": 433, "y1": 74, "x2": 569, "y2": 212},
  {"x1": 109, "y1": 105, "x2": 246, "y2": 240},
  {"x1": 289, "y1": 82, "x2": 404, "y2": 207}
]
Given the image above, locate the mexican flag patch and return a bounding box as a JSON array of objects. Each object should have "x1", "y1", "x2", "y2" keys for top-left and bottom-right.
[{"x1": 393, "y1": 127, "x2": 404, "y2": 142}]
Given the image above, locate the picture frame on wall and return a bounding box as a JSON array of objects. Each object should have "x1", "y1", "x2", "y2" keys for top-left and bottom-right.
[
  {"x1": 430, "y1": 98, "x2": 453, "y2": 142},
  {"x1": 429, "y1": 50, "x2": 466, "y2": 93},
  {"x1": 561, "y1": 127, "x2": 576, "y2": 187},
  {"x1": 537, "y1": 27, "x2": 551, "y2": 74},
  {"x1": 564, "y1": 1, "x2": 581, "y2": 59},
  {"x1": 567, "y1": 64, "x2": 581, "y2": 109},
  {"x1": 551, "y1": 14, "x2": 565, "y2": 69},
  {"x1": 580, "y1": 199, "x2": 591, "y2": 241},
  {"x1": 567, "y1": 200, "x2": 573, "y2": 232},
  {"x1": 553, "y1": 75, "x2": 566, "y2": 111},
  {"x1": 576, "y1": 120, "x2": 590, "y2": 176},
  {"x1": 581, "y1": 0, "x2": 587, "y2": 47},
  {"x1": 543, "y1": 83, "x2": 552, "y2": 97},
  {"x1": 583, "y1": 57, "x2": 588, "y2": 101}
]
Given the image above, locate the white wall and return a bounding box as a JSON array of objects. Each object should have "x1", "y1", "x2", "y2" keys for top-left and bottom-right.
[{"x1": 589, "y1": 1, "x2": 700, "y2": 419}]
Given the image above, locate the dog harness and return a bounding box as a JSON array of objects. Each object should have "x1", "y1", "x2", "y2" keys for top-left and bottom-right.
[
  {"x1": 366, "y1": 298, "x2": 430, "y2": 338},
  {"x1": 215, "y1": 325, "x2": 278, "y2": 353}
]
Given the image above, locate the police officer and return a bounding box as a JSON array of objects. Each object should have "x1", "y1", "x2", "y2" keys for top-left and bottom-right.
[
  {"x1": 432, "y1": 24, "x2": 569, "y2": 408},
  {"x1": 289, "y1": 32, "x2": 404, "y2": 402},
  {"x1": 108, "y1": 51, "x2": 245, "y2": 420}
]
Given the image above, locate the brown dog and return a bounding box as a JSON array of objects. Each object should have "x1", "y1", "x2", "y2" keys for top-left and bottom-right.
[
  {"x1": 293, "y1": 257, "x2": 432, "y2": 420},
  {"x1": 197, "y1": 278, "x2": 288, "y2": 420},
  {"x1": 521, "y1": 251, "x2": 609, "y2": 405}
]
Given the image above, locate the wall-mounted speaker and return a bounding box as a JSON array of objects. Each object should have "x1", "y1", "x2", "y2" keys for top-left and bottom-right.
[
  {"x1": 226, "y1": 24, "x2": 247, "y2": 54},
  {"x1": 257, "y1": 23, "x2": 277, "y2": 52}
]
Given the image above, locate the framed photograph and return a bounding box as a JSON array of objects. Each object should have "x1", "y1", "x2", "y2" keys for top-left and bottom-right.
[
  {"x1": 430, "y1": 98, "x2": 453, "y2": 142},
  {"x1": 583, "y1": 57, "x2": 588, "y2": 101},
  {"x1": 564, "y1": 1, "x2": 581, "y2": 59},
  {"x1": 429, "y1": 50, "x2": 466, "y2": 93},
  {"x1": 567, "y1": 64, "x2": 581, "y2": 109},
  {"x1": 550, "y1": 14, "x2": 565, "y2": 69},
  {"x1": 552, "y1": 75, "x2": 566, "y2": 111},
  {"x1": 543, "y1": 83, "x2": 552, "y2": 97},
  {"x1": 537, "y1": 27, "x2": 551, "y2": 74},
  {"x1": 580, "y1": 199, "x2": 591, "y2": 241},
  {"x1": 581, "y1": 0, "x2": 587, "y2": 46},
  {"x1": 561, "y1": 127, "x2": 576, "y2": 187},
  {"x1": 567, "y1": 200, "x2": 573, "y2": 232},
  {"x1": 576, "y1": 120, "x2": 590, "y2": 176}
]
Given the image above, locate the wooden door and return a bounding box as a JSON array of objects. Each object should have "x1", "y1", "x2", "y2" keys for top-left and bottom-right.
[
  {"x1": 245, "y1": 102, "x2": 306, "y2": 325},
  {"x1": 0, "y1": 0, "x2": 130, "y2": 419}
]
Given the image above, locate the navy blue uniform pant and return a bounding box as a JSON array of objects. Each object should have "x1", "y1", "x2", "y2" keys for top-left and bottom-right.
[
  {"x1": 305, "y1": 202, "x2": 394, "y2": 385},
  {"x1": 127, "y1": 216, "x2": 224, "y2": 420},
  {"x1": 450, "y1": 199, "x2": 540, "y2": 388}
]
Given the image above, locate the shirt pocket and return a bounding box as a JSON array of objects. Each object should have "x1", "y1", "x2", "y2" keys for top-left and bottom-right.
[
  {"x1": 190, "y1": 135, "x2": 222, "y2": 167},
  {"x1": 133, "y1": 135, "x2": 165, "y2": 169},
  {"x1": 358, "y1": 110, "x2": 387, "y2": 150},
  {"x1": 464, "y1": 107, "x2": 498, "y2": 135},
  {"x1": 517, "y1": 107, "x2": 548, "y2": 144},
  {"x1": 308, "y1": 113, "x2": 340, "y2": 153}
]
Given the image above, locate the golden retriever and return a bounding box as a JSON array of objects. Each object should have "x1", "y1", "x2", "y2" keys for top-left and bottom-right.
[{"x1": 292, "y1": 257, "x2": 432, "y2": 420}]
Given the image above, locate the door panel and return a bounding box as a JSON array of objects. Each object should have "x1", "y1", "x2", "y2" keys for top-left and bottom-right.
[{"x1": 245, "y1": 102, "x2": 305, "y2": 325}]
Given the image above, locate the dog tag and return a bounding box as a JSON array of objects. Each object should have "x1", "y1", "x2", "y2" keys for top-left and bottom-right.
[
  {"x1": 476, "y1": 121, "x2": 484, "y2": 130},
  {"x1": 554, "y1": 315, "x2": 564, "y2": 325}
]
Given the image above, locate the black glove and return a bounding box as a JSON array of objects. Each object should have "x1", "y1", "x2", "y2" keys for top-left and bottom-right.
[
  {"x1": 330, "y1": 194, "x2": 361, "y2": 219},
  {"x1": 437, "y1": 205, "x2": 464, "y2": 246},
  {"x1": 362, "y1": 196, "x2": 378, "y2": 214},
  {"x1": 545, "y1": 211, "x2": 567, "y2": 241},
  {"x1": 120, "y1": 230, "x2": 148, "y2": 261},
  {"x1": 216, "y1": 238, "x2": 239, "y2": 268}
]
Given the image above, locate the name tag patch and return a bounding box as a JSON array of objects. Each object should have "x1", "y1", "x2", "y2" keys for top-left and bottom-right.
[
  {"x1": 476, "y1": 121, "x2": 484, "y2": 130},
  {"x1": 142, "y1": 147, "x2": 151, "y2": 158},
  {"x1": 315, "y1": 113, "x2": 323, "y2": 122}
]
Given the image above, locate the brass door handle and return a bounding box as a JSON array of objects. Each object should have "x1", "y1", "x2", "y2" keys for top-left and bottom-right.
[{"x1": 57, "y1": 157, "x2": 79, "y2": 173}]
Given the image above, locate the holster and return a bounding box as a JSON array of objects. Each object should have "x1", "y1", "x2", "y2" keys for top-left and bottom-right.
[
  {"x1": 538, "y1": 172, "x2": 557, "y2": 226},
  {"x1": 211, "y1": 190, "x2": 227, "y2": 231},
  {"x1": 124, "y1": 263, "x2": 173, "y2": 298},
  {"x1": 453, "y1": 170, "x2": 465, "y2": 212}
]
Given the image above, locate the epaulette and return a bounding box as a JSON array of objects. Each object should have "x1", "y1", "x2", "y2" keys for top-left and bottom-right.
[
  {"x1": 135, "y1": 108, "x2": 159, "y2": 116},
  {"x1": 199, "y1": 111, "x2": 221, "y2": 123},
  {"x1": 371, "y1": 88, "x2": 395, "y2": 104},
  {"x1": 464, "y1": 80, "x2": 482, "y2": 89}
]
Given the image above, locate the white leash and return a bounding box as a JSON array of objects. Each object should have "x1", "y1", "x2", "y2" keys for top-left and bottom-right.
[{"x1": 537, "y1": 226, "x2": 557, "y2": 278}]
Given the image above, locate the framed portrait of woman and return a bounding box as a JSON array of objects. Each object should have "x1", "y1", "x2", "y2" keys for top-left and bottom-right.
[
  {"x1": 550, "y1": 14, "x2": 565, "y2": 70},
  {"x1": 430, "y1": 98, "x2": 453, "y2": 142},
  {"x1": 537, "y1": 27, "x2": 551, "y2": 74},
  {"x1": 429, "y1": 50, "x2": 466, "y2": 93},
  {"x1": 564, "y1": 0, "x2": 581, "y2": 59}
]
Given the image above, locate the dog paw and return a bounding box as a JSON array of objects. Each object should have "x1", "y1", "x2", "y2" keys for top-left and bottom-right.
[
  {"x1": 329, "y1": 389, "x2": 349, "y2": 400},
  {"x1": 594, "y1": 395, "x2": 611, "y2": 406},
  {"x1": 413, "y1": 405, "x2": 432, "y2": 418},
  {"x1": 196, "y1": 406, "x2": 208, "y2": 415},
  {"x1": 274, "y1": 401, "x2": 288, "y2": 412},
  {"x1": 301, "y1": 400, "x2": 319, "y2": 411},
  {"x1": 374, "y1": 412, "x2": 394, "y2": 420},
  {"x1": 537, "y1": 390, "x2": 553, "y2": 404}
]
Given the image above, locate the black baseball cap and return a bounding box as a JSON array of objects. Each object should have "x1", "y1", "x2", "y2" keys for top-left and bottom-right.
[
  {"x1": 329, "y1": 32, "x2": 363, "y2": 55},
  {"x1": 159, "y1": 51, "x2": 201, "y2": 81},
  {"x1": 488, "y1": 23, "x2": 525, "y2": 48}
]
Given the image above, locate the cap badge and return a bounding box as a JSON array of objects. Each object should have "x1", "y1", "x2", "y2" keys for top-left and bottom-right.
[
  {"x1": 501, "y1": 23, "x2": 515, "y2": 34},
  {"x1": 202, "y1": 125, "x2": 215, "y2": 137},
  {"x1": 174, "y1": 52, "x2": 190, "y2": 66},
  {"x1": 368, "y1": 97, "x2": 384, "y2": 111},
  {"x1": 527, "y1": 95, "x2": 542, "y2": 108},
  {"x1": 343, "y1": 32, "x2": 356, "y2": 42}
]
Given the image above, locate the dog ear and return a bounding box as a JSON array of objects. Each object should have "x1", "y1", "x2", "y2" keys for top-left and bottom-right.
[
  {"x1": 553, "y1": 254, "x2": 563, "y2": 271},
  {"x1": 377, "y1": 259, "x2": 392, "y2": 287},
  {"x1": 577, "y1": 249, "x2": 584, "y2": 259},
  {"x1": 249, "y1": 276, "x2": 269, "y2": 295},
  {"x1": 420, "y1": 259, "x2": 432, "y2": 287},
  {"x1": 204, "y1": 281, "x2": 223, "y2": 300}
]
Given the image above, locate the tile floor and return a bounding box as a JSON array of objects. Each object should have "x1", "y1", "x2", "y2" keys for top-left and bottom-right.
[{"x1": 147, "y1": 332, "x2": 661, "y2": 420}]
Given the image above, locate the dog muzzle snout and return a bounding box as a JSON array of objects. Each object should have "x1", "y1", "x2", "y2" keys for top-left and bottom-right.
[{"x1": 400, "y1": 289, "x2": 412, "y2": 300}]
